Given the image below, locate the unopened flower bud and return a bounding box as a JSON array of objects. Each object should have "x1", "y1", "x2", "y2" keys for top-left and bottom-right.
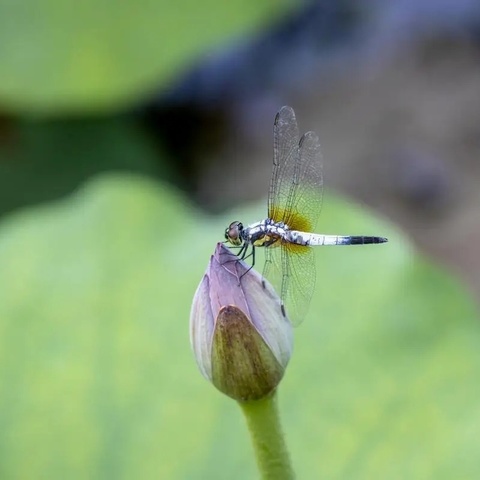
[{"x1": 190, "y1": 243, "x2": 293, "y2": 401}]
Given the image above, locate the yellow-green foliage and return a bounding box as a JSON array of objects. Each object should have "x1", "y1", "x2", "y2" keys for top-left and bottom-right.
[{"x1": 0, "y1": 173, "x2": 478, "y2": 479}]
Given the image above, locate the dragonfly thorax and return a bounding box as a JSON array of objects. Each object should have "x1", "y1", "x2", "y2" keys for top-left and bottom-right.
[{"x1": 243, "y1": 219, "x2": 289, "y2": 247}]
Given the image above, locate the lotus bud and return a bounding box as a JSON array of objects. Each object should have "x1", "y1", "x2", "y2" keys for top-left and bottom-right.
[{"x1": 190, "y1": 243, "x2": 293, "y2": 401}]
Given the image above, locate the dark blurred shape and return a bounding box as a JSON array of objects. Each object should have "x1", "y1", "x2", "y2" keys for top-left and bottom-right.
[{"x1": 142, "y1": 105, "x2": 228, "y2": 195}]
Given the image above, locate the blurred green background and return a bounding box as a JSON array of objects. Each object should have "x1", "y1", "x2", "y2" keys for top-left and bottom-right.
[{"x1": 1, "y1": 1, "x2": 480, "y2": 479}]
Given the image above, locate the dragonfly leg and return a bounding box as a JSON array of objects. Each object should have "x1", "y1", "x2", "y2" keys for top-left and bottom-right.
[
  {"x1": 238, "y1": 243, "x2": 249, "y2": 260},
  {"x1": 239, "y1": 246, "x2": 256, "y2": 282},
  {"x1": 222, "y1": 242, "x2": 251, "y2": 262}
]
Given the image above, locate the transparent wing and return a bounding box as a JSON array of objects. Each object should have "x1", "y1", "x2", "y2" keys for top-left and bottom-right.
[
  {"x1": 264, "y1": 106, "x2": 323, "y2": 326},
  {"x1": 263, "y1": 245, "x2": 283, "y2": 310},
  {"x1": 268, "y1": 106, "x2": 323, "y2": 233},
  {"x1": 268, "y1": 106, "x2": 300, "y2": 221},
  {"x1": 264, "y1": 241, "x2": 316, "y2": 327}
]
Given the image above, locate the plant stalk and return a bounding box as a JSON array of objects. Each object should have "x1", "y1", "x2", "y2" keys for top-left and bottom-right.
[{"x1": 238, "y1": 390, "x2": 295, "y2": 480}]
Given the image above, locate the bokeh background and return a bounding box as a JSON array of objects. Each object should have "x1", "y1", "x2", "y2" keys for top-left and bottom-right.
[{"x1": 1, "y1": 1, "x2": 480, "y2": 478}]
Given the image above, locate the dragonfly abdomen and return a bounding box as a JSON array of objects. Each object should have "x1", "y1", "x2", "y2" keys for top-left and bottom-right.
[{"x1": 287, "y1": 231, "x2": 388, "y2": 246}]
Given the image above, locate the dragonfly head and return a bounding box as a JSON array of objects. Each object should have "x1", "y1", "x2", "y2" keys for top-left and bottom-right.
[{"x1": 225, "y1": 221, "x2": 244, "y2": 246}]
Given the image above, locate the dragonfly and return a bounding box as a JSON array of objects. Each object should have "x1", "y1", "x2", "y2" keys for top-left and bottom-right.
[{"x1": 224, "y1": 106, "x2": 387, "y2": 326}]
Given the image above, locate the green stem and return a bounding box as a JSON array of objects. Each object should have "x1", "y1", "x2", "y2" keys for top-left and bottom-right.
[{"x1": 238, "y1": 390, "x2": 295, "y2": 480}]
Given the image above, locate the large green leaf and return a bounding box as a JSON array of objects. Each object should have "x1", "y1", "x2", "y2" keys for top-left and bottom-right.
[
  {"x1": 0, "y1": 0, "x2": 292, "y2": 114},
  {"x1": 0, "y1": 174, "x2": 478, "y2": 479}
]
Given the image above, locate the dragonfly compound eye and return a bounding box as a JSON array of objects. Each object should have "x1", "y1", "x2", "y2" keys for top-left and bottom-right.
[{"x1": 225, "y1": 221, "x2": 243, "y2": 246}]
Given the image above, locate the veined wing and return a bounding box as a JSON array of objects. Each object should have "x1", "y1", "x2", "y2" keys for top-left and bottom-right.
[
  {"x1": 264, "y1": 106, "x2": 324, "y2": 326},
  {"x1": 268, "y1": 106, "x2": 323, "y2": 233},
  {"x1": 268, "y1": 106, "x2": 300, "y2": 223},
  {"x1": 264, "y1": 242, "x2": 316, "y2": 326}
]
